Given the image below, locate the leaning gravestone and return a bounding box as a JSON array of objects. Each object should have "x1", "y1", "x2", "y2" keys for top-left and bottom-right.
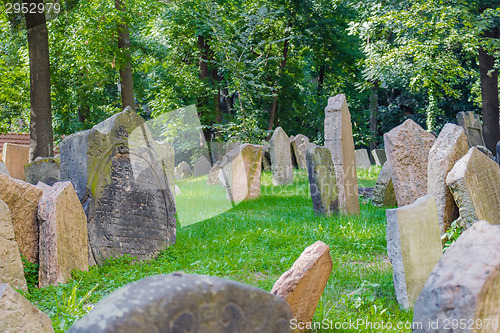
[
  {"x1": 174, "y1": 161, "x2": 192, "y2": 180},
  {"x1": 68, "y1": 273, "x2": 293, "y2": 333},
  {"x1": 306, "y1": 146, "x2": 338, "y2": 216},
  {"x1": 24, "y1": 156, "x2": 60, "y2": 186},
  {"x1": 270, "y1": 127, "x2": 293, "y2": 185},
  {"x1": 290, "y1": 134, "x2": 311, "y2": 170},
  {"x1": 355, "y1": 149, "x2": 371, "y2": 169},
  {"x1": 2, "y1": 143, "x2": 29, "y2": 181},
  {"x1": 371, "y1": 149, "x2": 387, "y2": 166},
  {"x1": 272, "y1": 241, "x2": 332, "y2": 332},
  {"x1": 0, "y1": 200, "x2": 27, "y2": 291},
  {"x1": 456, "y1": 111, "x2": 486, "y2": 147},
  {"x1": 60, "y1": 107, "x2": 176, "y2": 265},
  {"x1": 384, "y1": 119, "x2": 436, "y2": 207},
  {"x1": 0, "y1": 284, "x2": 54, "y2": 332},
  {"x1": 372, "y1": 161, "x2": 397, "y2": 207},
  {"x1": 386, "y1": 195, "x2": 442, "y2": 310},
  {"x1": 427, "y1": 124, "x2": 469, "y2": 235},
  {"x1": 37, "y1": 181, "x2": 88, "y2": 287},
  {"x1": 193, "y1": 155, "x2": 211, "y2": 177},
  {"x1": 413, "y1": 221, "x2": 500, "y2": 332},
  {"x1": 446, "y1": 147, "x2": 500, "y2": 229},
  {"x1": 223, "y1": 144, "x2": 263, "y2": 202},
  {"x1": 0, "y1": 174, "x2": 43, "y2": 264},
  {"x1": 324, "y1": 94, "x2": 360, "y2": 215}
]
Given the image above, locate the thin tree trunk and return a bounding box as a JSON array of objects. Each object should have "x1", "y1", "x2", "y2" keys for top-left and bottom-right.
[
  {"x1": 115, "y1": 0, "x2": 135, "y2": 110},
  {"x1": 369, "y1": 81, "x2": 378, "y2": 152},
  {"x1": 25, "y1": 0, "x2": 53, "y2": 161},
  {"x1": 317, "y1": 64, "x2": 325, "y2": 94},
  {"x1": 267, "y1": 37, "x2": 290, "y2": 131}
]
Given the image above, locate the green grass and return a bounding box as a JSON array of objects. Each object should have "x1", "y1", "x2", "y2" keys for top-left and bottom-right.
[{"x1": 25, "y1": 168, "x2": 413, "y2": 332}]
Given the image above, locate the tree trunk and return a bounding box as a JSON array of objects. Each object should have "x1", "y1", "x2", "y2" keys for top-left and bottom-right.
[
  {"x1": 25, "y1": 0, "x2": 53, "y2": 161},
  {"x1": 267, "y1": 37, "x2": 289, "y2": 131},
  {"x1": 115, "y1": 0, "x2": 135, "y2": 110},
  {"x1": 317, "y1": 64, "x2": 325, "y2": 94},
  {"x1": 369, "y1": 81, "x2": 378, "y2": 152}
]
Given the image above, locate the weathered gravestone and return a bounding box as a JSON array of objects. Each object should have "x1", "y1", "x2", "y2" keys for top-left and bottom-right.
[
  {"x1": 2, "y1": 143, "x2": 29, "y2": 181},
  {"x1": 324, "y1": 94, "x2": 360, "y2": 215},
  {"x1": 68, "y1": 273, "x2": 293, "y2": 333},
  {"x1": 306, "y1": 146, "x2": 338, "y2": 216},
  {"x1": 174, "y1": 161, "x2": 192, "y2": 180},
  {"x1": 272, "y1": 241, "x2": 332, "y2": 332},
  {"x1": 193, "y1": 155, "x2": 211, "y2": 177},
  {"x1": 270, "y1": 127, "x2": 293, "y2": 185},
  {"x1": 207, "y1": 161, "x2": 224, "y2": 186},
  {"x1": 210, "y1": 141, "x2": 225, "y2": 164},
  {"x1": 384, "y1": 119, "x2": 436, "y2": 207},
  {"x1": 427, "y1": 123, "x2": 469, "y2": 235},
  {"x1": 386, "y1": 195, "x2": 442, "y2": 309},
  {"x1": 223, "y1": 144, "x2": 263, "y2": 202},
  {"x1": 60, "y1": 107, "x2": 176, "y2": 265},
  {"x1": 456, "y1": 111, "x2": 486, "y2": 147},
  {"x1": 372, "y1": 161, "x2": 397, "y2": 207},
  {"x1": 37, "y1": 181, "x2": 88, "y2": 287},
  {"x1": 371, "y1": 149, "x2": 387, "y2": 166},
  {"x1": 413, "y1": 221, "x2": 500, "y2": 332},
  {"x1": 0, "y1": 200, "x2": 27, "y2": 291},
  {"x1": 0, "y1": 284, "x2": 54, "y2": 333},
  {"x1": 446, "y1": 147, "x2": 500, "y2": 229},
  {"x1": 24, "y1": 156, "x2": 60, "y2": 186},
  {"x1": 355, "y1": 149, "x2": 371, "y2": 169},
  {"x1": 476, "y1": 145, "x2": 495, "y2": 160},
  {"x1": 290, "y1": 134, "x2": 311, "y2": 170},
  {"x1": 225, "y1": 140, "x2": 241, "y2": 154},
  {"x1": 0, "y1": 174, "x2": 43, "y2": 264}
]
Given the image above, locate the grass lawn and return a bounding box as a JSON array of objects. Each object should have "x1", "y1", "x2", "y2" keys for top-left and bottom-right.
[{"x1": 25, "y1": 166, "x2": 413, "y2": 332}]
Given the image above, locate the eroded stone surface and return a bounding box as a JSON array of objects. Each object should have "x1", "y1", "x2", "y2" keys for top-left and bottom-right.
[
  {"x1": 427, "y1": 124, "x2": 469, "y2": 234},
  {"x1": 290, "y1": 134, "x2": 311, "y2": 170},
  {"x1": 270, "y1": 127, "x2": 293, "y2": 185},
  {"x1": 37, "y1": 181, "x2": 88, "y2": 287},
  {"x1": 456, "y1": 111, "x2": 485, "y2": 147},
  {"x1": 271, "y1": 241, "x2": 332, "y2": 332},
  {"x1": 413, "y1": 221, "x2": 500, "y2": 332},
  {"x1": 324, "y1": 94, "x2": 360, "y2": 214},
  {"x1": 0, "y1": 200, "x2": 27, "y2": 291},
  {"x1": 0, "y1": 284, "x2": 54, "y2": 332},
  {"x1": 355, "y1": 149, "x2": 371, "y2": 169},
  {"x1": 306, "y1": 146, "x2": 338, "y2": 215},
  {"x1": 25, "y1": 156, "x2": 60, "y2": 186},
  {"x1": 68, "y1": 273, "x2": 293, "y2": 333},
  {"x1": 373, "y1": 162, "x2": 396, "y2": 207},
  {"x1": 2, "y1": 143, "x2": 29, "y2": 181},
  {"x1": 386, "y1": 195, "x2": 442, "y2": 309},
  {"x1": 446, "y1": 147, "x2": 500, "y2": 229},
  {"x1": 384, "y1": 119, "x2": 436, "y2": 207}
]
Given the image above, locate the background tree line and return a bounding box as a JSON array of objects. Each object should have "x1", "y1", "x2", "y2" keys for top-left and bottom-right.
[{"x1": 1, "y1": 0, "x2": 499, "y2": 159}]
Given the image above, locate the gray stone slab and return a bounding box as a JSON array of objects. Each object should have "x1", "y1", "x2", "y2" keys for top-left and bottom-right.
[
  {"x1": 193, "y1": 155, "x2": 211, "y2": 177},
  {"x1": 270, "y1": 127, "x2": 293, "y2": 185},
  {"x1": 373, "y1": 162, "x2": 396, "y2": 207},
  {"x1": 371, "y1": 149, "x2": 387, "y2": 166},
  {"x1": 456, "y1": 111, "x2": 486, "y2": 147},
  {"x1": 355, "y1": 149, "x2": 371, "y2": 169},
  {"x1": 306, "y1": 146, "x2": 338, "y2": 216},
  {"x1": 24, "y1": 156, "x2": 60, "y2": 186}
]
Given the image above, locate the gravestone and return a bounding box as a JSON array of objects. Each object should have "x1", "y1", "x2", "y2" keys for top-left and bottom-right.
[
  {"x1": 386, "y1": 195, "x2": 442, "y2": 309},
  {"x1": 174, "y1": 161, "x2": 192, "y2": 180},
  {"x1": 413, "y1": 221, "x2": 500, "y2": 332},
  {"x1": 306, "y1": 146, "x2": 338, "y2": 216},
  {"x1": 324, "y1": 94, "x2": 360, "y2": 215},
  {"x1": 272, "y1": 241, "x2": 332, "y2": 332},
  {"x1": 0, "y1": 161, "x2": 9, "y2": 176},
  {"x1": 384, "y1": 119, "x2": 436, "y2": 207},
  {"x1": 210, "y1": 141, "x2": 225, "y2": 164},
  {"x1": 207, "y1": 161, "x2": 224, "y2": 186},
  {"x1": 270, "y1": 127, "x2": 293, "y2": 185},
  {"x1": 371, "y1": 149, "x2": 387, "y2": 166},
  {"x1": 355, "y1": 149, "x2": 371, "y2": 169},
  {"x1": 476, "y1": 144, "x2": 495, "y2": 160},
  {"x1": 427, "y1": 124, "x2": 469, "y2": 235},
  {"x1": 24, "y1": 156, "x2": 60, "y2": 186},
  {"x1": 0, "y1": 174, "x2": 43, "y2": 264},
  {"x1": 193, "y1": 155, "x2": 211, "y2": 177},
  {"x1": 60, "y1": 107, "x2": 176, "y2": 265},
  {"x1": 68, "y1": 273, "x2": 293, "y2": 333},
  {"x1": 37, "y1": 181, "x2": 88, "y2": 287},
  {"x1": 0, "y1": 200, "x2": 27, "y2": 291},
  {"x1": 372, "y1": 162, "x2": 396, "y2": 207},
  {"x1": 446, "y1": 147, "x2": 500, "y2": 229},
  {"x1": 225, "y1": 140, "x2": 241, "y2": 154},
  {"x1": 2, "y1": 143, "x2": 29, "y2": 181},
  {"x1": 456, "y1": 111, "x2": 486, "y2": 147},
  {"x1": 290, "y1": 134, "x2": 311, "y2": 170},
  {"x1": 0, "y1": 284, "x2": 54, "y2": 333}
]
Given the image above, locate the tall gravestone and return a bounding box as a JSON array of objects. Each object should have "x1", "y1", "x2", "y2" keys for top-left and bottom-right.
[
  {"x1": 306, "y1": 146, "x2": 338, "y2": 216},
  {"x1": 324, "y1": 94, "x2": 360, "y2": 215},
  {"x1": 413, "y1": 221, "x2": 500, "y2": 332},
  {"x1": 384, "y1": 119, "x2": 436, "y2": 207},
  {"x1": 446, "y1": 147, "x2": 500, "y2": 229},
  {"x1": 68, "y1": 273, "x2": 293, "y2": 333},
  {"x1": 427, "y1": 124, "x2": 469, "y2": 235},
  {"x1": 60, "y1": 107, "x2": 176, "y2": 265},
  {"x1": 456, "y1": 111, "x2": 486, "y2": 147},
  {"x1": 290, "y1": 134, "x2": 311, "y2": 170},
  {"x1": 386, "y1": 195, "x2": 442, "y2": 309},
  {"x1": 2, "y1": 143, "x2": 29, "y2": 181},
  {"x1": 270, "y1": 127, "x2": 293, "y2": 185}
]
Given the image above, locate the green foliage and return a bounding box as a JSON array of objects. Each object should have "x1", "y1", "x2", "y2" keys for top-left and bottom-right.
[
  {"x1": 441, "y1": 220, "x2": 463, "y2": 252},
  {"x1": 20, "y1": 255, "x2": 39, "y2": 293}
]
